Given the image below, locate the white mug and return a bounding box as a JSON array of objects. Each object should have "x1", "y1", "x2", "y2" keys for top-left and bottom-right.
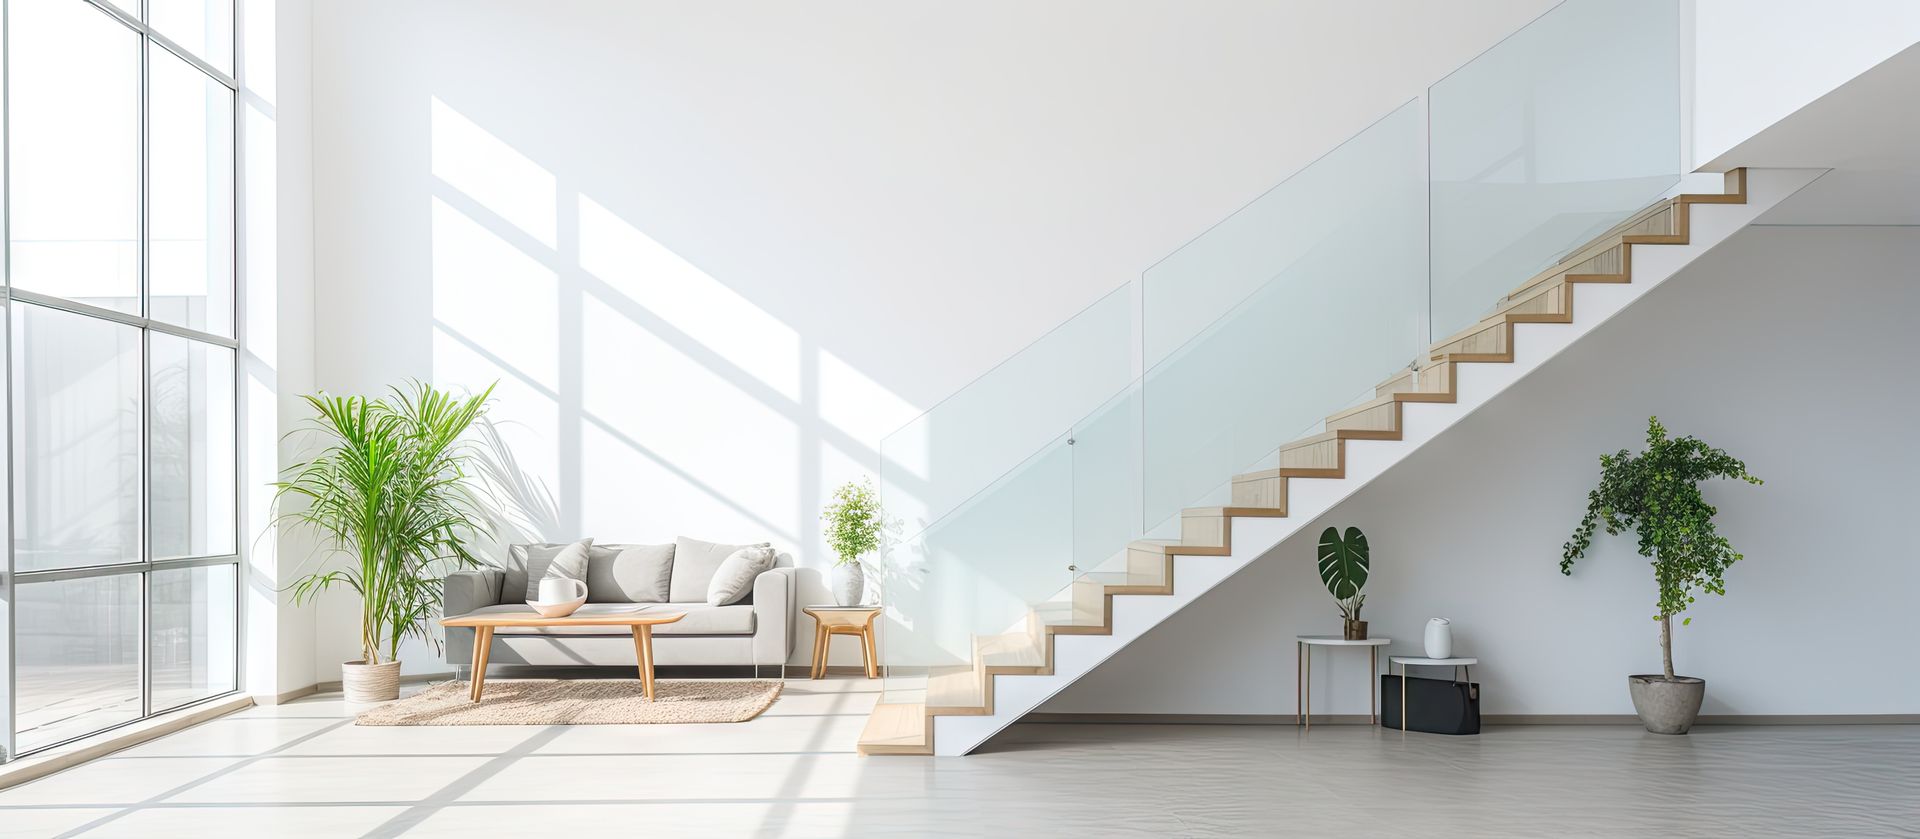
[{"x1": 538, "y1": 577, "x2": 586, "y2": 603}]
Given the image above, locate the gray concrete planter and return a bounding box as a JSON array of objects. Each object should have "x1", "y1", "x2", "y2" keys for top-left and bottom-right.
[{"x1": 1627, "y1": 675, "x2": 1705, "y2": 734}]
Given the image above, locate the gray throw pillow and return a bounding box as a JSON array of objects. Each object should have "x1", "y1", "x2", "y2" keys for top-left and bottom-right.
[
  {"x1": 587, "y1": 543, "x2": 675, "y2": 603},
  {"x1": 512, "y1": 539, "x2": 593, "y2": 602},
  {"x1": 706, "y1": 545, "x2": 777, "y2": 606},
  {"x1": 670, "y1": 536, "x2": 769, "y2": 603}
]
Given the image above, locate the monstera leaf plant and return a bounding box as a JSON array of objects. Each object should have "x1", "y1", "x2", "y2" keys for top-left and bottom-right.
[{"x1": 1318, "y1": 526, "x2": 1370, "y2": 639}]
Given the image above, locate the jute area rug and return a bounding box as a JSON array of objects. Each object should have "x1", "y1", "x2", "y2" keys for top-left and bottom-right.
[{"x1": 355, "y1": 679, "x2": 783, "y2": 726}]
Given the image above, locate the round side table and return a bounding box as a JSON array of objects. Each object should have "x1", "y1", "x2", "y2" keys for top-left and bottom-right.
[
  {"x1": 1388, "y1": 655, "x2": 1479, "y2": 733},
  {"x1": 1296, "y1": 635, "x2": 1392, "y2": 728}
]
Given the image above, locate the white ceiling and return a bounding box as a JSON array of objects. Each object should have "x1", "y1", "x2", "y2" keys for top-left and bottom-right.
[{"x1": 1709, "y1": 41, "x2": 1920, "y2": 225}]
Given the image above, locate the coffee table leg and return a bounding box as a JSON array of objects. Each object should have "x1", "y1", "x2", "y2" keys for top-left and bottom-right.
[
  {"x1": 469, "y1": 626, "x2": 493, "y2": 703},
  {"x1": 811, "y1": 624, "x2": 828, "y2": 679},
  {"x1": 1371, "y1": 646, "x2": 1379, "y2": 726},
  {"x1": 640, "y1": 625, "x2": 658, "y2": 701}
]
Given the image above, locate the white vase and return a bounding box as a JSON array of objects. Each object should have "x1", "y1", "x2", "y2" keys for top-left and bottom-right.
[
  {"x1": 832, "y1": 561, "x2": 866, "y2": 606},
  {"x1": 1424, "y1": 618, "x2": 1453, "y2": 660}
]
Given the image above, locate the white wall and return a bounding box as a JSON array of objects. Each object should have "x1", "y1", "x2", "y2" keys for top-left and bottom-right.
[
  {"x1": 305, "y1": 0, "x2": 1555, "y2": 672},
  {"x1": 239, "y1": 0, "x2": 319, "y2": 698},
  {"x1": 1688, "y1": 0, "x2": 1920, "y2": 167},
  {"x1": 1043, "y1": 226, "x2": 1920, "y2": 717}
]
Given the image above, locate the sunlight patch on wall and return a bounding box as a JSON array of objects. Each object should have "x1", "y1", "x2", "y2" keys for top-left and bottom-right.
[
  {"x1": 576, "y1": 192, "x2": 801, "y2": 401},
  {"x1": 430, "y1": 197, "x2": 559, "y2": 389},
  {"x1": 577, "y1": 421, "x2": 795, "y2": 545},
  {"x1": 431, "y1": 324, "x2": 561, "y2": 542},
  {"x1": 818, "y1": 346, "x2": 919, "y2": 453},
  {"x1": 430, "y1": 96, "x2": 557, "y2": 248},
  {"x1": 579, "y1": 289, "x2": 799, "y2": 542}
]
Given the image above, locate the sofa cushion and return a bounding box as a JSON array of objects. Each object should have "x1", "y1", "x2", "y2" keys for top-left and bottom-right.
[
  {"x1": 586, "y1": 543, "x2": 674, "y2": 603},
  {"x1": 505, "y1": 540, "x2": 593, "y2": 603},
  {"x1": 706, "y1": 545, "x2": 776, "y2": 606},
  {"x1": 669, "y1": 536, "x2": 769, "y2": 603},
  {"x1": 468, "y1": 603, "x2": 755, "y2": 636}
]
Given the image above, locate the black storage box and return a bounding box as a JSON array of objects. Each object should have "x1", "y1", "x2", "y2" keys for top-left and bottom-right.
[{"x1": 1380, "y1": 674, "x2": 1481, "y2": 735}]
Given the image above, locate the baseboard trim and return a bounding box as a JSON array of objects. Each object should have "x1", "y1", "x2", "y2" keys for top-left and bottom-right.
[
  {"x1": 0, "y1": 694, "x2": 253, "y2": 791},
  {"x1": 262, "y1": 684, "x2": 320, "y2": 706},
  {"x1": 1022, "y1": 712, "x2": 1920, "y2": 726},
  {"x1": 785, "y1": 664, "x2": 873, "y2": 678}
]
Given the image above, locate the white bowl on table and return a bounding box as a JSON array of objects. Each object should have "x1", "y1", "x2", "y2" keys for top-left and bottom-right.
[{"x1": 525, "y1": 595, "x2": 587, "y2": 618}]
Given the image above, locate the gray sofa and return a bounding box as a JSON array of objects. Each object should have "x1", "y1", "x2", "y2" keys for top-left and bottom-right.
[{"x1": 444, "y1": 542, "x2": 796, "y2": 675}]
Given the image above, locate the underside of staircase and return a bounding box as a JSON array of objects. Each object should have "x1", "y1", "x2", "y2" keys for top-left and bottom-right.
[{"x1": 859, "y1": 167, "x2": 1817, "y2": 757}]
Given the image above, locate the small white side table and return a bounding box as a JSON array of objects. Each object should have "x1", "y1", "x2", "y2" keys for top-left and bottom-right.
[
  {"x1": 1296, "y1": 635, "x2": 1392, "y2": 728},
  {"x1": 1388, "y1": 656, "x2": 1479, "y2": 733}
]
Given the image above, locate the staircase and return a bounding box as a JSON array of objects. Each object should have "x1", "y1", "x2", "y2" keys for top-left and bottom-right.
[{"x1": 858, "y1": 166, "x2": 1823, "y2": 756}]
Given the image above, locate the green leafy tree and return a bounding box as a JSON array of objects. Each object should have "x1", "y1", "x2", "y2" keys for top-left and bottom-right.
[
  {"x1": 1562, "y1": 416, "x2": 1760, "y2": 681},
  {"x1": 822, "y1": 478, "x2": 883, "y2": 567},
  {"x1": 274, "y1": 381, "x2": 497, "y2": 665}
]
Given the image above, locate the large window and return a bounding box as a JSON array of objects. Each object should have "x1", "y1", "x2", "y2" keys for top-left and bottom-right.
[{"x1": 3, "y1": 0, "x2": 238, "y2": 759}]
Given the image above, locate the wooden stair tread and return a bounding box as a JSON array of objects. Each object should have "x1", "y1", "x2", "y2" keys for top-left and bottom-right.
[
  {"x1": 926, "y1": 665, "x2": 986, "y2": 713},
  {"x1": 1128, "y1": 539, "x2": 1230, "y2": 557},
  {"x1": 1033, "y1": 600, "x2": 1104, "y2": 628},
  {"x1": 978, "y1": 632, "x2": 1047, "y2": 669},
  {"x1": 1279, "y1": 430, "x2": 1339, "y2": 451},
  {"x1": 1326, "y1": 393, "x2": 1397, "y2": 423},
  {"x1": 857, "y1": 703, "x2": 932, "y2": 756},
  {"x1": 1077, "y1": 568, "x2": 1167, "y2": 592},
  {"x1": 1181, "y1": 506, "x2": 1288, "y2": 518}
]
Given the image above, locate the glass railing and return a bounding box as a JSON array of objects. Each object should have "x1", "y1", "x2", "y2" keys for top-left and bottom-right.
[
  {"x1": 879, "y1": 283, "x2": 1133, "y2": 546},
  {"x1": 1142, "y1": 100, "x2": 1426, "y2": 534},
  {"x1": 1428, "y1": 0, "x2": 1682, "y2": 341},
  {"x1": 879, "y1": 386, "x2": 1140, "y2": 707},
  {"x1": 879, "y1": 0, "x2": 1683, "y2": 713}
]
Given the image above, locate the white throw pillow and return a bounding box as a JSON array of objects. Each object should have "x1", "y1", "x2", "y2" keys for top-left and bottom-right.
[
  {"x1": 671, "y1": 536, "x2": 768, "y2": 602},
  {"x1": 705, "y1": 545, "x2": 777, "y2": 606},
  {"x1": 516, "y1": 538, "x2": 593, "y2": 602}
]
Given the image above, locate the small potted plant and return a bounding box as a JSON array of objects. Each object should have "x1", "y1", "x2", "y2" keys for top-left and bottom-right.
[
  {"x1": 1562, "y1": 416, "x2": 1760, "y2": 734},
  {"x1": 1318, "y1": 526, "x2": 1370, "y2": 639},
  {"x1": 821, "y1": 478, "x2": 883, "y2": 606}
]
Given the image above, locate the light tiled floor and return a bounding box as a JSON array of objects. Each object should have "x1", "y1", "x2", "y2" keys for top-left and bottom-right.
[{"x1": 0, "y1": 676, "x2": 1913, "y2": 837}]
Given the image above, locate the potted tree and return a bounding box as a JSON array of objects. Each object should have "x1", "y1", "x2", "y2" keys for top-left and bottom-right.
[
  {"x1": 1561, "y1": 416, "x2": 1761, "y2": 734},
  {"x1": 821, "y1": 478, "x2": 884, "y2": 606},
  {"x1": 275, "y1": 382, "x2": 497, "y2": 702}
]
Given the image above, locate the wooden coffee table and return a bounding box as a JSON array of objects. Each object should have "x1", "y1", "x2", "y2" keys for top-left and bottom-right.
[{"x1": 441, "y1": 609, "x2": 686, "y2": 702}]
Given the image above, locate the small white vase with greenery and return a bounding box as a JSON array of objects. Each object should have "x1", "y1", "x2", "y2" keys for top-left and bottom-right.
[
  {"x1": 821, "y1": 478, "x2": 883, "y2": 606},
  {"x1": 274, "y1": 382, "x2": 496, "y2": 702}
]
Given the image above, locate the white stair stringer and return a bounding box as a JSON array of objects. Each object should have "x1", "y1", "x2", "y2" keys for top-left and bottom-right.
[{"x1": 931, "y1": 167, "x2": 1825, "y2": 756}]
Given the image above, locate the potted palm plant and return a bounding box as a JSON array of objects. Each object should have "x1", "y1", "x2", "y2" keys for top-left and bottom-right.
[
  {"x1": 275, "y1": 382, "x2": 496, "y2": 702},
  {"x1": 1561, "y1": 416, "x2": 1761, "y2": 734},
  {"x1": 821, "y1": 478, "x2": 883, "y2": 606}
]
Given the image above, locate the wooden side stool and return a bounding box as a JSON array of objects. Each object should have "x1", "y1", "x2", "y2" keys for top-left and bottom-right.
[{"x1": 804, "y1": 605, "x2": 882, "y2": 679}]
